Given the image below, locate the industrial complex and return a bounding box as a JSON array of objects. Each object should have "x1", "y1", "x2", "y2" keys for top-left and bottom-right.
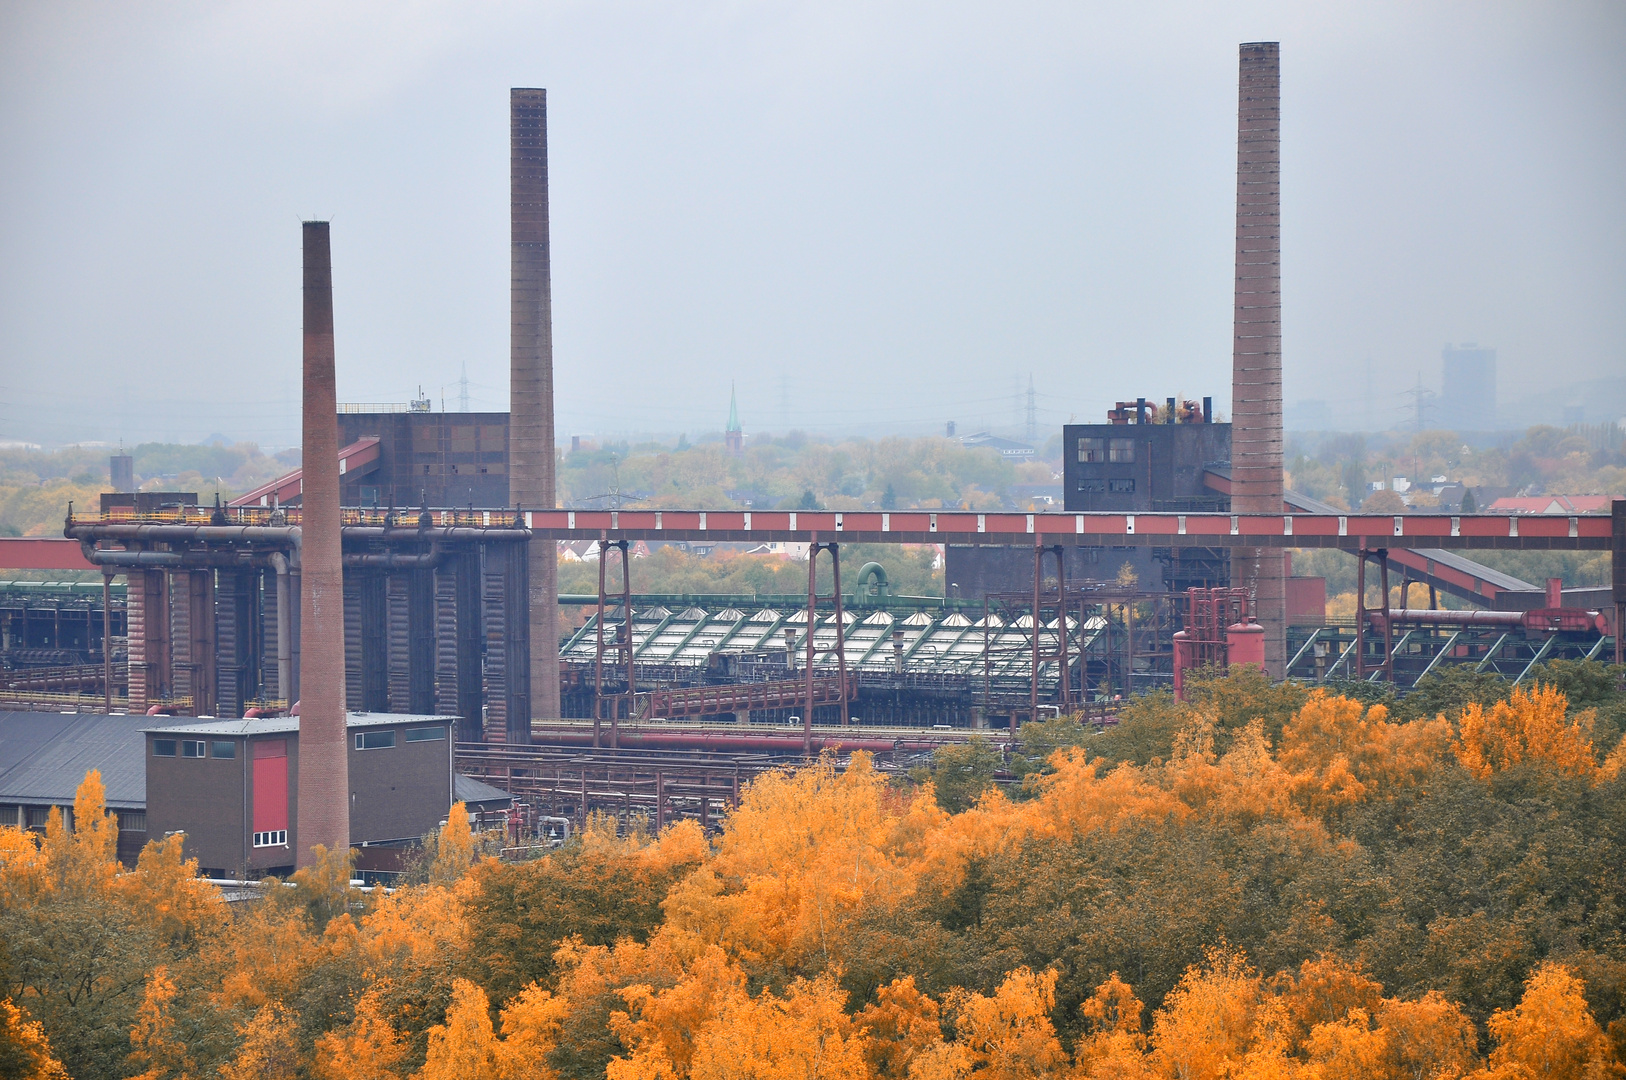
[{"x1": 1, "y1": 50, "x2": 1621, "y2": 875}]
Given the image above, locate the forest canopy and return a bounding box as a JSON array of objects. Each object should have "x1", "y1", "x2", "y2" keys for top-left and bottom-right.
[{"x1": 3, "y1": 665, "x2": 1626, "y2": 1078}]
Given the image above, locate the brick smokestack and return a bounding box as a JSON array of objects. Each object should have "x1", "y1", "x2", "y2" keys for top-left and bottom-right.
[
  {"x1": 295, "y1": 221, "x2": 350, "y2": 863},
  {"x1": 511, "y1": 88, "x2": 557, "y2": 733},
  {"x1": 1229, "y1": 42, "x2": 1287, "y2": 675}
]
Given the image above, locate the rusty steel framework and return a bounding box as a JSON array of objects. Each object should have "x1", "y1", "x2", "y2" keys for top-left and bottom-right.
[
  {"x1": 804, "y1": 541, "x2": 851, "y2": 749},
  {"x1": 593, "y1": 538, "x2": 634, "y2": 747},
  {"x1": 1231, "y1": 42, "x2": 1287, "y2": 676},
  {"x1": 981, "y1": 582, "x2": 1181, "y2": 725},
  {"x1": 456, "y1": 743, "x2": 765, "y2": 834},
  {"x1": 1354, "y1": 548, "x2": 1393, "y2": 682}
]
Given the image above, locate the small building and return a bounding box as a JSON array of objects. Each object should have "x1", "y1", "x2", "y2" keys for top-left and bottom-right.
[
  {"x1": 143, "y1": 711, "x2": 459, "y2": 877},
  {"x1": 0, "y1": 711, "x2": 149, "y2": 865}
]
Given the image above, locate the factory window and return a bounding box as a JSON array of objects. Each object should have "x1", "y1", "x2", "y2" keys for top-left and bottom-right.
[
  {"x1": 253, "y1": 830, "x2": 288, "y2": 848},
  {"x1": 1077, "y1": 479, "x2": 1105, "y2": 493},
  {"x1": 1077, "y1": 437, "x2": 1105, "y2": 463},
  {"x1": 354, "y1": 730, "x2": 396, "y2": 751},
  {"x1": 405, "y1": 726, "x2": 446, "y2": 743},
  {"x1": 0, "y1": 805, "x2": 16, "y2": 827},
  {"x1": 119, "y1": 811, "x2": 146, "y2": 832},
  {"x1": 181, "y1": 741, "x2": 206, "y2": 759},
  {"x1": 1108, "y1": 478, "x2": 1136, "y2": 494},
  {"x1": 153, "y1": 740, "x2": 177, "y2": 757},
  {"x1": 211, "y1": 741, "x2": 236, "y2": 759},
  {"x1": 26, "y1": 806, "x2": 53, "y2": 829},
  {"x1": 1108, "y1": 438, "x2": 1136, "y2": 463}
]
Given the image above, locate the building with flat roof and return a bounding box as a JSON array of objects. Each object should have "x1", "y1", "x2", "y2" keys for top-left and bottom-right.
[
  {"x1": 1439, "y1": 344, "x2": 1496, "y2": 430},
  {"x1": 144, "y1": 711, "x2": 460, "y2": 877}
]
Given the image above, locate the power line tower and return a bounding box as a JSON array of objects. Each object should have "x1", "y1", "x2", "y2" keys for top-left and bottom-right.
[
  {"x1": 1025, "y1": 374, "x2": 1038, "y2": 444},
  {"x1": 458, "y1": 363, "x2": 471, "y2": 413},
  {"x1": 1402, "y1": 372, "x2": 1435, "y2": 432}
]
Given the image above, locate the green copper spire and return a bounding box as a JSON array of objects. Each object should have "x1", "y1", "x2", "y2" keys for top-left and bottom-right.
[{"x1": 727, "y1": 382, "x2": 741, "y2": 433}]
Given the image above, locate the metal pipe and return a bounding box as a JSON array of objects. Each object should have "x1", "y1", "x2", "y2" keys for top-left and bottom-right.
[
  {"x1": 1381, "y1": 608, "x2": 1527, "y2": 626},
  {"x1": 831, "y1": 543, "x2": 848, "y2": 727},
  {"x1": 341, "y1": 543, "x2": 446, "y2": 569},
  {"x1": 270, "y1": 552, "x2": 291, "y2": 703},
  {"x1": 77, "y1": 541, "x2": 278, "y2": 569},
  {"x1": 67, "y1": 523, "x2": 300, "y2": 544},
  {"x1": 102, "y1": 571, "x2": 112, "y2": 713}
]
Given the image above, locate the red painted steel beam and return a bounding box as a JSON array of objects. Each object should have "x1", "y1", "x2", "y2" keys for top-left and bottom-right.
[
  {"x1": 0, "y1": 537, "x2": 98, "y2": 571},
  {"x1": 516, "y1": 510, "x2": 1613, "y2": 551}
]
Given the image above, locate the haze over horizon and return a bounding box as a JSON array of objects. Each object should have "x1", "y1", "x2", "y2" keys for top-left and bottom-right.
[{"x1": 2, "y1": 2, "x2": 1623, "y2": 449}]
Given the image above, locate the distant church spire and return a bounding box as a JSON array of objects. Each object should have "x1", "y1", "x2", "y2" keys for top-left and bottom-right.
[{"x1": 725, "y1": 383, "x2": 743, "y2": 455}]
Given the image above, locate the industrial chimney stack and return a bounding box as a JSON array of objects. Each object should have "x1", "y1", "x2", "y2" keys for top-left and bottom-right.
[
  {"x1": 1229, "y1": 42, "x2": 1287, "y2": 675},
  {"x1": 511, "y1": 88, "x2": 559, "y2": 733},
  {"x1": 295, "y1": 221, "x2": 350, "y2": 863}
]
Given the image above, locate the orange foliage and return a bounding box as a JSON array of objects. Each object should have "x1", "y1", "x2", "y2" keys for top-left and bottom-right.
[
  {"x1": 312, "y1": 989, "x2": 406, "y2": 1080},
  {"x1": 1475, "y1": 962, "x2": 1624, "y2": 1080},
  {"x1": 945, "y1": 968, "x2": 1070, "y2": 1080},
  {"x1": 0, "y1": 997, "x2": 69, "y2": 1080},
  {"x1": 1455, "y1": 684, "x2": 1602, "y2": 781},
  {"x1": 854, "y1": 977, "x2": 944, "y2": 1078}
]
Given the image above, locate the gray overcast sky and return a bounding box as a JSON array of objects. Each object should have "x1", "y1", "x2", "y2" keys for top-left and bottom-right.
[{"x1": 2, "y1": 1, "x2": 1623, "y2": 447}]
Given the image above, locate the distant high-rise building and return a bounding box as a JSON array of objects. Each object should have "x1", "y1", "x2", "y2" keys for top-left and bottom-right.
[
  {"x1": 109, "y1": 452, "x2": 134, "y2": 493},
  {"x1": 1439, "y1": 344, "x2": 1496, "y2": 430}
]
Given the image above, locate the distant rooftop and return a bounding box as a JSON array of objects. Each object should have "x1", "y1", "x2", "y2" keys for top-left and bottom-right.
[{"x1": 142, "y1": 712, "x2": 456, "y2": 737}]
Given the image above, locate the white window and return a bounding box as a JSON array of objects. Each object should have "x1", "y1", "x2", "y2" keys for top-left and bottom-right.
[
  {"x1": 253, "y1": 830, "x2": 288, "y2": 848},
  {"x1": 181, "y1": 741, "x2": 205, "y2": 759},
  {"x1": 354, "y1": 730, "x2": 396, "y2": 750}
]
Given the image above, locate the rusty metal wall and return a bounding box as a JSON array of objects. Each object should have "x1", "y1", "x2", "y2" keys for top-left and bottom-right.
[
  {"x1": 456, "y1": 552, "x2": 484, "y2": 739},
  {"x1": 360, "y1": 573, "x2": 387, "y2": 711},
  {"x1": 214, "y1": 569, "x2": 252, "y2": 718},
  {"x1": 1229, "y1": 42, "x2": 1287, "y2": 674},
  {"x1": 409, "y1": 568, "x2": 435, "y2": 714},
  {"x1": 294, "y1": 220, "x2": 351, "y2": 865},
  {"x1": 343, "y1": 574, "x2": 364, "y2": 711},
  {"x1": 510, "y1": 88, "x2": 558, "y2": 731},
  {"x1": 386, "y1": 572, "x2": 411, "y2": 711}
]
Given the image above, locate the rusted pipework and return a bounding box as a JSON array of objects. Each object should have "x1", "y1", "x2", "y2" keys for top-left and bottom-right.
[
  {"x1": 66, "y1": 522, "x2": 301, "y2": 544},
  {"x1": 341, "y1": 543, "x2": 448, "y2": 569}
]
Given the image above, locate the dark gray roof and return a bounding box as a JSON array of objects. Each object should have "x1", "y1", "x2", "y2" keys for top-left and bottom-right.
[
  {"x1": 454, "y1": 774, "x2": 512, "y2": 808},
  {"x1": 1397, "y1": 547, "x2": 1538, "y2": 594},
  {"x1": 0, "y1": 712, "x2": 148, "y2": 809},
  {"x1": 143, "y1": 712, "x2": 457, "y2": 737}
]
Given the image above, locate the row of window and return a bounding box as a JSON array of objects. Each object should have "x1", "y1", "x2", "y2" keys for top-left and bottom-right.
[
  {"x1": 1077, "y1": 437, "x2": 1137, "y2": 463},
  {"x1": 356, "y1": 727, "x2": 446, "y2": 750},
  {"x1": 153, "y1": 739, "x2": 234, "y2": 759},
  {"x1": 1076, "y1": 478, "x2": 1136, "y2": 494},
  {"x1": 252, "y1": 829, "x2": 288, "y2": 849},
  {"x1": 153, "y1": 727, "x2": 446, "y2": 759}
]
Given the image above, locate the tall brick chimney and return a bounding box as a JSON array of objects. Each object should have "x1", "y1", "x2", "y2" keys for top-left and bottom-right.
[
  {"x1": 1230, "y1": 42, "x2": 1287, "y2": 675},
  {"x1": 295, "y1": 221, "x2": 350, "y2": 863},
  {"x1": 511, "y1": 88, "x2": 558, "y2": 733}
]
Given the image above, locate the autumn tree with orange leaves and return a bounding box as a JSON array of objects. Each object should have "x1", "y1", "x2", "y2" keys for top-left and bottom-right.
[{"x1": 1, "y1": 664, "x2": 1625, "y2": 1079}]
